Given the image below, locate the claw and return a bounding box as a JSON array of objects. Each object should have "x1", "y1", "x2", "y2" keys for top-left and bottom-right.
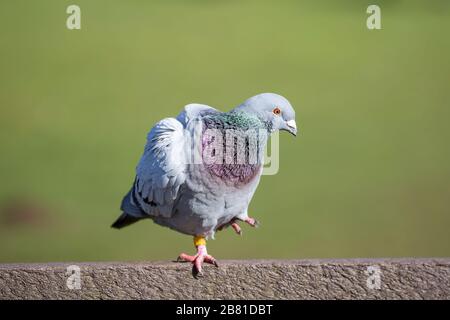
[
  {"x1": 245, "y1": 217, "x2": 259, "y2": 228},
  {"x1": 204, "y1": 255, "x2": 219, "y2": 267},
  {"x1": 192, "y1": 266, "x2": 202, "y2": 278}
]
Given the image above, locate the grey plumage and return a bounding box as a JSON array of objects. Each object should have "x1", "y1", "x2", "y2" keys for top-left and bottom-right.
[{"x1": 112, "y1": 93, "x2": 297, "y2": 239}]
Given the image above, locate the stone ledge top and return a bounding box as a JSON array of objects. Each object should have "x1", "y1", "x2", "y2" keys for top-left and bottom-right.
[{"x1": 0, "y1": 258, "x2": 449, "y2": 299}]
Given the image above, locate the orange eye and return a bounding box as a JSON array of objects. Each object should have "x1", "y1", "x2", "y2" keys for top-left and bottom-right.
[{"x1": 273, "y1": 107, "x2": 281, "y2": 115}]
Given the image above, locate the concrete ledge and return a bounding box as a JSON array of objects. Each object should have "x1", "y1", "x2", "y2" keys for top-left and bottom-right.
[{"x1": 0, "y1": 259, "x2": 449, "y2": 299}]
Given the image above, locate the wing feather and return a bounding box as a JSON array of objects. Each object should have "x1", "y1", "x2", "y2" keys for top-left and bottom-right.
[
  {"x1": 120, "y1": 103, "x2": 219, "y2": 220},
  {"x1": 133, "y1": 117, "x2": 187, "y2": 218}
]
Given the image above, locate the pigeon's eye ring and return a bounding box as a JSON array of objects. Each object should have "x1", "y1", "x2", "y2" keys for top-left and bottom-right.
[{"x1": 273, "y1": 107, "x2": 281, "y2": 115}]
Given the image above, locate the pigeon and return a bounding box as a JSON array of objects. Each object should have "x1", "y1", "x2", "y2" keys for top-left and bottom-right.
[{"x1": 112, "y1": 93, "x2": 297, "y2": 275}]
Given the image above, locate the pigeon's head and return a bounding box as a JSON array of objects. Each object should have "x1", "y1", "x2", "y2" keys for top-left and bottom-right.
[{"x1": 235, "y1": 93, "x2": 297, "y2": 136}]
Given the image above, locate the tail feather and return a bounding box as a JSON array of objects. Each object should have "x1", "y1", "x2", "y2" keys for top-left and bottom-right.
[
  {"x1": 111, "y1": 213, "x2": 141, "y2": 229},
  {"x1": 112, "y1": 185, "x2": 147, "y2": 229}
]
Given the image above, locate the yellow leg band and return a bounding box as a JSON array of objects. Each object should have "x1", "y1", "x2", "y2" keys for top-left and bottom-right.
[{"x1": 194, "y1": 236, "x2": 206, "y2": 247}]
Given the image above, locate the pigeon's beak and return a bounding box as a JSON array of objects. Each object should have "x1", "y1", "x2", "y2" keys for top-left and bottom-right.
[{"x1": 285, "y1": 120, "x2": 298, "y2": 137}]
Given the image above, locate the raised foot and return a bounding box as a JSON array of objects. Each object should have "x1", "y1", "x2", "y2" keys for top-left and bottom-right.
[
  {"x1": 231, "y1": 222, "x2": 242, "y2": 235},
  {"x1": 245, "y1": 217, "x2": 260, "y2": 228}
]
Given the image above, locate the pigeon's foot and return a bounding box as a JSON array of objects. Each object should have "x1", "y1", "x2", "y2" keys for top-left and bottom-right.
[
  {"x1": 216, "y1": 219, "x2": 242, "y2": 235},
  {"x1": 176, "y1": 236, "x2": 218, "y2": 277},
  {"x1": 231, "y1": 221, "x2": 242, "y2": 235},
  {"x1": 244, "y1": 217, "x2": 259, "y2": 228}
]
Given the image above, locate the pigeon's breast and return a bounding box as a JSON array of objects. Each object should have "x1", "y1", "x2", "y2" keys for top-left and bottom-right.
[
  {"x1": 200, "y1": 120, "x2": 265, "y2": 187},
  {"x1": 203, "y1": 163, "x2": 261, "y2": 186}
]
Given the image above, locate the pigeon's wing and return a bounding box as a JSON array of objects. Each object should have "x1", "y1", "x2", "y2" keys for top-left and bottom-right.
[
  {"x1": 176, "y1": 103, "x2": 219, "y2": 126},
  {"x1": 129, "y1": 117, "x2": 187, "y2": 218},
  {"x1": 122, "y1": 103, "x2": 219, "y2": 219}
]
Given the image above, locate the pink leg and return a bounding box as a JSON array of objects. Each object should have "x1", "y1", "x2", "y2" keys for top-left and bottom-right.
[
  {"x1": 231, "y1": 222, "x2": 242, "y2": 235},
  {"x1": 216, "y1": 219, "x2": 242, "y2": 235}
]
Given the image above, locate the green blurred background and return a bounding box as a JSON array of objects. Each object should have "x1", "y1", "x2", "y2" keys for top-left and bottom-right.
[{"x1": 1, "y1": 0, "x2": 449, "y2": 262}]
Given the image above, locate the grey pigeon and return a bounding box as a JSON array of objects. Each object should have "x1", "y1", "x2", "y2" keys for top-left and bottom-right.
[{"x1": 112, "y1": 93, "x2": 297, "y2": 275}]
